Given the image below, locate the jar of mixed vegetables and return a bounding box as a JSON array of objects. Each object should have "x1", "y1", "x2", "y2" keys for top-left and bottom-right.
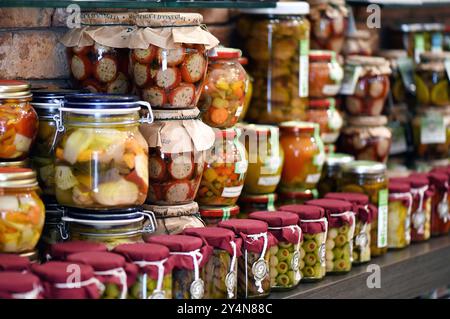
[
  {"x1": 237, "y1": 56, "x2": 253, "y2": 122},
  {"x1": 218, "y1": 219, "x2": 277, "y2": 299},
  {"x1": 114, "y1": 243, "x2": 174, "y2": 299},
  {"x1": 305, "y1": 98, "x2": 343, "y2": 145},
  {"x1": 387, "y1": 183, "x2": 413, "y2": 249},
  {"x1": 309, "y1": 51, "x2": 343, "y2": 98},
  {"x1": 0, "y1": 80, "x2": 38, "y2": 161},
  {"x1": 317, "y1": 153, "x2": 354, "y2": 197},
  {"x1": 196, "y1": 128, "x2": 248, "y2": 206},
  {"x1": 238, "y1": 194, "x2": 277, "y2": 219},
  {"x1": 342, "y1": 30, "x2": 372, "y2": 56},
  {"x1": 199, "y1": 205, "x2": 240, "y2": 227},
  {"x1": 237, "y1": 2, "x2": 310, "y2": 123},
  {"x1": 249, "y1": 211, "x2": 302, "y2": 290},
  {"x1": 428, "y1": 172, "x2": 450, "y2": 236},
  {"x1": 183, "y1": 227, "x2": 242, "y2": 299},
  {"x1": 0, "y1": 271, "x2": 42, "y2": 299},
  {"x1": 0, "y1": 168, "x2": 45, "y2": 253},
  {"x1": 49, "y1": 241, "x2": 107, "y2": 260},
  {"x1": 277, "y1": 189, "x2": 318, "y2": 206}
]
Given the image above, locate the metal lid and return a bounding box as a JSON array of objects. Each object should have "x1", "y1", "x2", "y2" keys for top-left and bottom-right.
[
  {"x1": 0, "y1": 168, "x2": 38, "y2": 188},
  {"x1": 279, "y1": 121, "x2": 317, "y2": 133},
  {"x1": 341, "y1": 160, "x2": 386, "y2": 175},
  {"x1": 0, "y1": 80, "x2": 31, "y2": 99},
  {"x1": 0, "y1": 160, "x2": 29, "y2": 168},
  {"x1": 240, "y1": 2, "x2": 310, "y2": 15},
  {"x1": 325, "y1": 153, "x2": 355, "y2": 167},
  {"x1": 32, "y1": 89, "x2": 80, "y2": 107},
  {"x1": 64, "y1": 93, "x2": 140, "y2": 110},
  {"x1": 209, "y1": 47, "x2": 242, "y2": 60},
  {"x1": 400, "y1": 23, "x2": 444, "y2": 33},
  {"x1": 64, "y1": 206, "x2": 144, "y2": 221}
]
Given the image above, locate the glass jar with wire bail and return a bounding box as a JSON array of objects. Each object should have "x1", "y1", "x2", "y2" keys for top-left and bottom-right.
[{"x1": 53, "y1": 94, "x2": 152, "y2": 209}]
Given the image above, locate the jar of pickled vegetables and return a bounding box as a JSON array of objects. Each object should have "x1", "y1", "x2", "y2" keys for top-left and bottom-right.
[
  {"x1": 342, "y1": 30, "x2": 372, "y2": 56},
  {"x1": 342, "y1": 56, "x2": 391, "y2": 116},
  {"x1": 0, "y1": 168, "x2": 45, "y2": 253},
  {"x1": 0, "y1": 80, "x2": 38, "y2": 161},
  {"x1": 279, "y1": 121, "x2": 325, "y2": 192},
  {"x1": 405, "y1": 176, "x2": 433, "y2": 242},
  {"x1": 305, "y1": 199, "x2": 355, "y2": 274},
  {"x1": 0, "y1": 271, "x2": 42, "y2": 299},
  {"x1": 199, "y1": 48, "x2": 248, "y2": 128},
  {"x1": 0, "y1": 253, "x2": 30, "y2": 272},
  {"x1": 218, "y1": 219, "x2": 277, "y2": 299},
  {"x1": 387, "y1": 183, "x2": 413, "y2": 249},
  {"x1": 183, "y1": 227, "x2": 242, "y2": 299},
  {"x1": 309, "y1": 0, "x2": 348, "y2": 53},
  {"x1": 278, "y1": 204, "x2": 327, "y2": 281},
  {"x1": 239, "y1": 124, "x2": 283, "y2": 194},
  {"x1": 277, "y1": 189, "x2": 318, "y2": 206},
  {"x1": 49, "y1": 241, "x2": 107, "y2": 261},
  {"x1": 378, "y1": 50, "x2": 408, "y2": 104},
  {"x1": 54, "y1": 94, "x2": 152, "y2": 209},
  {"x1": 309, "y1": 51, "x2": 343, "y2": 98},
  {"x1": 237, "y1": 56, "x2": 253, "y2": 122},
  {"x1": 249, "y1": 211, "x2": 302, "y2": 290},
  {"x1": 196, "y1": 128, "x2": 248, "y2": 206},
  {"x1": 146, "y1": 234, "x2": 213, "y2": 299},
  {"x1": 199, "y1": 205, "x2": 240, "y2": 227},
  {"x1": 238, "y1": 194, "x2": 277, "y2": 219},
  {"x1": 306, "y1": 98, "x2": 343, "y2": 144},
  {"x1": 429, "y1": 172, "x2": 450, "y2": 236},
  {"x1": 338, "y1": 116, "x2": 392, "y2": 163},
  {"x1": 237, "y1": 2, "x2": 311, "y2": 124},
  {"x1": 415, "y1": 52, "x2": 450, "y2": 107},
  {"x1": 317, "y1": 153, "x2": 354, "y2": 197},
  {"x1": 339, "y1": 161, "x2": 388, "y2": 257}
]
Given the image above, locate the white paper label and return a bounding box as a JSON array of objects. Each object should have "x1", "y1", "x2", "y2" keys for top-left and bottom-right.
[
  {"x1": 261, "y1": 156, "x2": 282, "y2": 174},
  {"x1": 377, "y1": 189, "x2": 388, "y2": 248},
  {"x1": 306, "y1": 173, "x2": 321, "y2": 184},
  {"x1": 257, "y1": 175, "x2": 281, "y2": 186},
  {"x1": 420, "y1": 114, "x2": 446, "y2": 144},
  {"x1": 221, "y1": 185, "x2": 244, "y2": 198},
  {"x1": 340, "y1": 65, "x2": 363, "y2": 95},
  {"x1": 322, "y1": 84, "x2": 341, "y2": 96},
  {"x1": 321, "y1": 132, "x2": 339, "y2": 144}
]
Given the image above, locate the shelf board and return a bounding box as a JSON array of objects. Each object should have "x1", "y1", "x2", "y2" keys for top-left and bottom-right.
[{"x1": 271, "y1": 236, "x2": 450, "y2": 299}]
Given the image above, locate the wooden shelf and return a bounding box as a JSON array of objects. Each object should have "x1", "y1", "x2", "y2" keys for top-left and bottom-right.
[{"x1": 271, "y1": 236, "x2": 450, "y2": 299}]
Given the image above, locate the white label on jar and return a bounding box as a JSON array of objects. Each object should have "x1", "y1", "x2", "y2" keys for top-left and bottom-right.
[
  {"x1": 322, "y1": 84, "x2": 341, "y2": 96},
  {"x1": 235, "y1": 106, "x2": 244, "y2": 118},
  {"x1": 257, "y1": 175, "x2": 281, "y2": 186},
  {"x1": 298, "y1": 39, "x2": 309, "y2": 98},
  {"x1": 377, "y1": 189, "x2": 388, "y2": 248},
  {"x1": 306, "y1": 173, "x2": 321, "y2": 184},
  {"x1": 420, "y1": 113, "x2": 446, "y2": 145},
  {"x1": 221, "y1": 185, "x2": 244, "y2": 198},
  {"x1": 339, "y1": 65, "x2": 362, "y2": 95}
]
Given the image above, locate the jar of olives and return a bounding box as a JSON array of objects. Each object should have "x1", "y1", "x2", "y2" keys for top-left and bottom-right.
[
  {"x1": 317, "y1": 153, "x2": 354, "y2": 197},
  {"x1": 238, "y1": 194, "x2": 277, "y2": 219},
  {"x1": 309, "y1": 51, "x2": 343, "y2": 98}
]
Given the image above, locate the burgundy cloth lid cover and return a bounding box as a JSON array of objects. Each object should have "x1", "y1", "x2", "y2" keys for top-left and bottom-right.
[
  {"x1": 389, "y1": 177, "x2": 412, "y2": 185},
  {"x1": 324, "y1": 192, "x2": 369, "y2": 205},
  {"x1": 248, "y1": 211, "x2": 299, "y2": 227},
  {"x1": 407, "y1": 176, "x2": 429, "y2": 188},
  {"x1": 0, "y1": 253, "x2": 30, "y2": 271},
  {"x1": 31, "y1": 261, "x2": 94, "y2": 283},
  {"x1": 114, "y1": 243, "x2": 170, "y2": 261},
  {"x1": 183, "y1": 227, "x2": 235, "y2": 245},
  {"x1": 428, "y1": 172, "x2": 448, "y2": 188},
  {"x1": 146, "y1": 234, "x2": 204, "y2": 252},
  {"x1": 218, "y1": 218, "x2": 268, "y2": 235},
  {"x1": 389, "y1": 182, "x2": 410, "y2": 193},
  {"x1": 431, "y1": 167, "x2": 450, "y2": 181},
  {"x1": 0, "y1": 271, "x2": 40, "y2": 293},
  {"x1": 50, "y1": 241, "x2": 107, "y2": 260},
  {"x1": 305, "y1": 199, "x2": 353, "y2": 213},
  {"x1": 409, "y1": 172, "x2": 429, "y2": 179},
  {"x1": 278, "y1": 204, "x2": 325, "y2": 219},
  {"x1": 66, "y1": 252, "x2": 126, "y2": 271}
]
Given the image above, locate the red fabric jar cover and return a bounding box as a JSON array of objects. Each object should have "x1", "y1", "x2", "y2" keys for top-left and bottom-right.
[
  {"x1": 407, "y1": 176, "x2": 434, "y2": 200},
  {"x1": 305, "y1": 199, "x2": 355, "y2": 228},
  {"x1": 279, "y1": 204, "x2": 327, "y2": 234},
  {"x1": 324, "y1": 193, "x2": 375, "y2": 223},
  {"x1": 248, "y1": 211, "x2": 302, "y2": 244},
  {"x1": 50, "y1": 241, "x2": 108, "y2": 260},
  {"x1": 428, "y1": 172, "x2": 449, "y2": 191},
  {"x1": 218, "y1": 219, "x2": 277, "y2": 253},
  {"x1": 183, "y1": 227, "x2": 243, "y2": 257},
  {"x1": 114, "y1": 243, "x2": 174, "y2": 280},
  {"x1": 0, "y1": 271, "x2": 42, "y2": 299},
  {"x1": 31, "y1": 261, "x2": 101, "y2": 299},
  {"x1": 0, "y1": 253, "x2": 30, "y2": 272},
  {"x1": 389, "y1": 182, "x2": 413, "y2": 207},
  {"x1": 389, "y1": 182, "x2": 410, "y2": 193},
  {"x1": 431, "y1": 167, "x2": 450, "y2": 182},
  {"x1": 146, "y1": 235, "x2": 212, "y2": 270}
]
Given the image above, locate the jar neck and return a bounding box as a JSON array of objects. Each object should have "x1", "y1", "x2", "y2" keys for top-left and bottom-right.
[{"x1": 64, "y1": 112, "x2": 140, "y2": 128}]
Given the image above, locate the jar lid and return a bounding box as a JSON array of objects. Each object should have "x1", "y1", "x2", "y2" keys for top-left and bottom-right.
[
  {"x1": 325, "y1": 153, "x2": 355, "y2": 167},
  {"x1": 279, "y1": 121, "x2": 317, "y2": 134},
  {"x1": 309, "y1": 50, "x2": 333, "y2": 62},
  {"x1": 428, "y1": 172, "x2": 448, "y2": 188},
  {"x1": 389, "y1": 177, "x2": 411, "y2": 185},
  {"x1": 31, "y1": 261, "x2": 94, "y2": 283},
  {"x1": 431, "y1": 167, "x2": 450, "y2": 182},
  {"x1": 134, "y1": 12, "x2": 203, "y2": 27},
  {"x1": 218, "y1": 219, "x2": 268, "y2": 235},
  {"x1": 278, "y1": 204, "x2": 325, "y2": 220},
  {"x1": 305, "y1": 199, "x2": 353, "y2": 214},
  {"x1": 152, "y1": 108, "x2": 200, "y2": 121},
  {"x1": 342, "y1": 160, "x2": 386, "y2": 175},
  {"x1": 400, "y1": 23, "x2": 444, "y2": 32},
  {"x1": 346, "y1": 30, "x2": 370, "y2": 39},
  {"x1": 114, "y1": 243, "x2": 170, "y2": 262},
  {"x1": 324, "y1": 192, "x2": 369, "y2": 205},
  {"x1": 0, "y1": 253, "x2": 30, "y2": 272},
  {"x1": 389, "y1": 182, "x2": 410, "y2": 193},
  {"x1": 0, "y1": 271, "x2": 41, "y2": 294},
  {"x1": 146, "y1": 234, "x2": 204, "y2": 252},
  {"x1": 209, "y1": 47, "x2": 242, "y2": 60},
  {"x1": 0, "y1": 168, "x2": 38, "y2": 188},
  {"x1": 239, "y1": 124, "x2": 278, "y2": 137},
  {"x1": 239, "y1": 193, "x2": 278, "y2": 204},
  {"x1": 183, "y1": 227, "x2": 236, "y2": 246},
  {"x1": 249, "y1": 211, "x2": 299, "y2": 227},
  {"x1": 240, "y1": 2, "x2": 310, "y2": 15},
  {"x1": 143, "y1": 202, "x2": 199, "y2": 218},
  {"x1": 238, "y1": 57, "x2": 249, "y2": 66},
  {"x1": 278, "y1": 190, "x2": 316, "y2": 200},
  {"x1": 347, "y1": 115, "x2": 388, "y2": 126},
  {"x1": 50, "y1": 241, "x2": 108, "y2": 260},
  {"x1": 64, "y1": 206, "x2": 145, "y2": 221},
  {"x1": 20, "y1": 250, "x2": 39, "y2": 263},
  {"x1": 309, "y1": 98, "x2": 336, "y2": 109},
  {"x1": 32, "y1": 89, "x2": 80, "y2": 106},
  {"x1": 66, "y1": 252, "x2": 126, "y2": 271},
  {"x1": 63, "y1": 93, "x2": 140, "y2": 111},
  {"x1": 199, "y1": 205, "x2": 239, "y2": 218},
  {"x1": 0, "y1": 160, "x2": 29, "y2": 168},
  {"x1": 0, "y1": 80, "x2": 32, "y2": 99}
]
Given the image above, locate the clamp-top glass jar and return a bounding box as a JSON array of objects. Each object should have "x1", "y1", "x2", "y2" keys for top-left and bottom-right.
[{"x1": 53, "y1": 94, "x2": 152, "y2": 209}]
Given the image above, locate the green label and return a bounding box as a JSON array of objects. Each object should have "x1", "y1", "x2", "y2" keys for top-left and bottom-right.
[
  {"x1": 420, "y1": 113, "x2": 446, "y2": 144},
  {"x1": 377, "y1": 189, "x2": 388, "y2": 248},
  {"x1": 414, "y1": 33, "x2": 425, "y2": 63},
  {"x1": 267, "y1": 193, "x2": 276, "y2": 211},
  {"x1": 388, "y1": 122, "x2": 407, "y2": 155},
  {"x1": 397, "y1": 57, "x2": 415, "y2": 94},
  {"x1": 298, "y1": 39, "x2": 309, "y2": 98},
  {"x1": 339, "y1": 65, "x2": 362, "y2": 95},
  {"x1": 222, "y1": 207, "x2": 231, "y2": 221}
]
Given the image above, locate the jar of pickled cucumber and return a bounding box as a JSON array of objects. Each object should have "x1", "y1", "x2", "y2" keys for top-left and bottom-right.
[
  {"x1": 278, "y1": 204, "x2": 327, "y2": 281},
  {"x1": 239, "y1": 124, "x2": 283, "y2": 194},
  {"x1": 342, "y1": 30, "x2": 372, "y2": 56},
  {"x1": 237, "y1": 2, "x2": 311, "y2": 124},
  {"x1": 405, "y1": 176, "x2": 433, "y2": 242},
  {"x1": 305, "y1": 98, "x2": 343, "y2": 145},
  {"x1": 49, "y1": 241, "x2": 107, "y2": 261},
  {"x1": 0, "y1": 253, "x2": 30, "y2": 272},
  {"x1": 378, "y1": 50, "x2": 408, "y2": 104},
  {"x1": 146, "y1": 234, "x2": 212, "y2": 299},
  {"x1": 238, "y1": 194, "x2": 277, "y2": 219},
  {"x1": 339, "y1": 161, "x2": 388, "y2": 257},
  {"x1": 317, "y1": 153, "x2": 354, "y2": 197},
  {"x1": 305, "y1": 199, "x2": 355, "y2": 274},
  {"x1": 387, "y1": 183, "x2": 413, "y2": 249},
  {"x1": 309, "y1": 51, "x2": 343, "y2": 98},
  {"x1": 0, "y1": 271, "x2": 42, "y2": 299},
  {"x1": 218, "y1": 219, "x2": 277, "y2": 299},
  {"x1": 199, "y1": 205, "x2": 240, "y2": 227},
  {"x1": 0, "y1": 80, "x2": 38, "y2": 161},
  {"x1": 249, "y1": 211, "x2": 302, "y2": 290},
  {"x1": 0, "y1": 168, "x2": 45, "y2": 254},
  {"x1": 428, "y1": 172, "x2": 450, "y2": 236},
  {"x1": 114, "y1": 243, "x2": 174, "y2": 299},
  {"x1": 183, "y1": 227, "x2": 242, "y2": 299},
  {"x1": 279, "y1": 122, "x2": 325, "y2": 192},
  {"x1": 277, "y1": 189, "x2": 318, "y2": 206}
]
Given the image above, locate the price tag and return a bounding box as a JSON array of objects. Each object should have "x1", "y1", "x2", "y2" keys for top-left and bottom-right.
[
  {"x1": 298, "y1": 39, "x2": 309, "y2": 98},
  {"x1": 339, "y1": 65, "x2": 362, "y2": 95},
  {"x1": 388, "y1": 122, "x2": 407, "y2": 155},
  {"x1": 420, "y1": 113, "x2": 446, "y2": 144},
  {"x1": 377, "y1": 189, "x2": 388, "y2": 248},
  {"x1": 306, "y1": 173, "x2": 321, "y2": 184}
]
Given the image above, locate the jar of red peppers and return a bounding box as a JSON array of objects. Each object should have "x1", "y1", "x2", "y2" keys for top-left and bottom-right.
[
  {"x1": 199, "y1": 205, "x2": 240, "y2": 227},
  {"x1": 0, "y1": 80, "x2": 38, "y2": 161},
  {"x1": 306, "y1": 98, "x2": 343, "y2": 144},
  {"x1": 342, "y1": 30, "x2": 372, "y2": 56},
  {"x1": 0, "y1": 271, "x2": 42, "y2": 299},
  {"x1": 238, "y1": 194, "x2": 277, "y2": 219},
  {"x1": 309, "y1": 51, "x2": 343, "y2": 98},
  {"x1": 428, "y1": 172, "x2": 450, "y2": 236}
]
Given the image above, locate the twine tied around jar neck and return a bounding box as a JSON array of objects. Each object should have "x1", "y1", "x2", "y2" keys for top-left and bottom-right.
[
  {"x1": 54, "y1": 277, "x2": 105, "y2": 294},
  {"x1": 245, "y1": 232, "x2": 268, "y2": 295},
  {"x1": 227, "y1": 241, "x2": 238, "y2": 299},
  {"x1": 134, "y1": 258, "x2": 169, "y2": 299},
  {"x1": 389, "y1": 192, "x2": 413, "y2": 243},
  {"x1": 410, "y1": 185, "x2": 429, "y2": 234},
  {"x1": 170, "y1": 249, "x2": 204, "y2": 299},
  {"x1": 94, "y1": 267, "x2": 128, "y2": 300},
  {"x1": 11, "y1": 284, "x2": 43, "y2": 299},
  {"x1": 438, "y1": 186, "x2": 449, "y2": 223}
]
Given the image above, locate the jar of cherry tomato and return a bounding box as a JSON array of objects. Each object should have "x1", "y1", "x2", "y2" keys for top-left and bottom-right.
[
  {"x1": 306, "y1": 98, "x2": 343, "y2": 145},
  {"x1": 308, "y1": 51, "x2": 343, "y2": 98}
]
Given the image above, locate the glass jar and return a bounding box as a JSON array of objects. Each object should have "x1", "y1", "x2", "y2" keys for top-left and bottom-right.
[
  {"x1": 338, "y1": 116, "x2": 392, "y2": 163},
  {"x1": 0, "y1": 168, "x2": 45, "y2": 253},
  {"x1": 399, "y1": 23, "x2": 445, "y2": 63},
  {"x1": 339, "y1": 161, "x2": 388, "y2": 257},
  {"x1": 429, "y1": 173, "x2": 450, "y2": 236},
  {"x1": 37, "y1": 201, "x2": 65, "y2": 261},
  {"x1": 415, "y1": 52, "x2": 450, "y2": 107},
  {"x1": 183, "y1": 227, "x2": 241, "y2": 299},
  {"x1": 237, "y1": 2, "x2": 310, "y2": 124},
  {"x1": 237, "y1": 56, "x2": 253, "y2": 122},
  {"x1": 249, "y1": 211, "x2": 302, "y2": 290},
  {"x1": 0, "y1": 80, "x2": 38, "y2": 161},
  {"x1": 0, "y1": 271, "x2": 42, "y2": 299},
  {"x1": 342, "y1": 30, "x2": 372, "y2": 56},
  {"x1": 277, "y1": 189, "x2": 318, "y2": 206},
  {"x1": 49, "y1": 241, "x2": 107, "y2": 260},
  {"x1": 54, "y1": 94, "x2": 152, "y2": 209},
  {"x1": 238, "y1": 194, "x2": 277, "y2": 219},
  {"x1": 61, "y1": 207, "x2": 156, "y2": 250},
  {"x1": 406, "y1": 176, "x2": 433, "y2": 242},
  {"x1": 199, "y1": 205, "x2": 240, "y2": 227},
  {"x1": 199, "y1": 48, "x2": 248, "y2": 128},
  {"x1": 378, "y1": 50, "x2": 409, "y2": 104},
  {"x1": 387, "y1": 183, "x2": 413, "y2": 249},
  {"x1": 146, "y1": 234, "x2": 212, "y2": 299},
  {"x1": 309, "y1": 0, "x2": 348, "y2": 53},
  {"x1": 317, "y1": 153, "x2": 354, "y2": 197},
  {"x1": 218, "y1": 219, "x2": 276, "y2": 299},
  {"x1": 196, "y1": 128, "x2": 248, "y2": 206},
  {"x1": 306, "y1": 199, "x2": 355, "y2": 274},
  {"x1": 114, "y1": 243, "x2": 173, "y2": 299},
  {"x1": 239, "y1": 124, "x2": 284, "y2": 194},
  {"x1": 279, "y1": 122, "x2": 325, "y2": 192},
  {"x1": 343, "y1": 56, "x2": 391, "y2": 116},
  {"x1": 278, "y1": 204, "x2": 327, "y2": 281},
  {"x1": 309, "y1": 51, "x2": 343, "y2": 98},
  {"x1": 306, "y1": 98, "x2": 343, "y2": 145}
]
